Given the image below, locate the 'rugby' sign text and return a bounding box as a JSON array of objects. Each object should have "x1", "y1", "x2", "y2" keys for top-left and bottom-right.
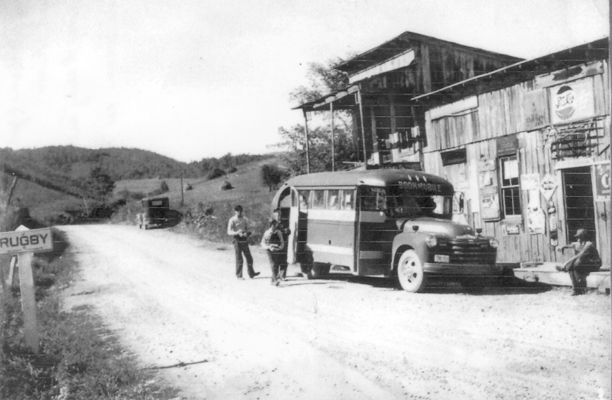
[{"x1": 0, "y1": 228, "x2": 53, "y2": 254}]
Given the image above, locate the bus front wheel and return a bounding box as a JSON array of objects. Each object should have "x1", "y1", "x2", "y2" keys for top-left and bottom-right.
[{"x1": 396, "y1": 250, "x2": 427, "y2": 292}]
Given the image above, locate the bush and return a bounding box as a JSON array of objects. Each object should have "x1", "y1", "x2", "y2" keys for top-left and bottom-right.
[
  {"x1": 207, "y1": 168, "x2": 226, "y2": 180},
  {"x1": 220, "y1": 181, "x2": 233, "y2": 191},
  {"x1": 159, "y1": 180, "x2": 169, "y2": 193},
  {"x1": 228, "y1": 167, "x2": 237, "y2": 173},
  {"x1": 261, "y1": 164, "x2": 287, "y2": 191}
]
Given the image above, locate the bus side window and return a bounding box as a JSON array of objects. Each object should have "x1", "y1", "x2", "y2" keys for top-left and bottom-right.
[
  {"x1": 328, "y1": 190, "x2": 339, "y2": 210},
  {"x1": 312, "y1": 190, "x2": 326, "y2": 209},
  {"x1": 361, "y1": 187, "x2": 386, "y2": 211},
  {"x1": 298, "y1": 190, "x2": 309, "y2": 209},
  {"x1": 341, "y1": 190, "x2": 354, "y2": 210}
]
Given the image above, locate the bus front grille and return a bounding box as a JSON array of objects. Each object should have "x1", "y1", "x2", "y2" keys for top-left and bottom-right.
[{"x1": 448, "y1": 240, "x2": 496, "y2": 264}]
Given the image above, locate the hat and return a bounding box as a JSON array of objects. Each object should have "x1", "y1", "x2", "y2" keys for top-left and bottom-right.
[{"x1": 574, "y1": 228, "x2": 588, "y2": 240}]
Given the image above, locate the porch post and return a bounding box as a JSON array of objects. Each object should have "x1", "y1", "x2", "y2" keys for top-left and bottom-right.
[
  {"x1": 608, "y1": 13, "x2": 612, "y2": 268},
  {"x1": 302, "y1": 109, "x2": 311, "y2": 174},
  {"x1": 330, "y1": 102, "x2": 335, "y2": 172},
  {"x1": 357, "y1": 87, "x2": 367, "y2": 165}
]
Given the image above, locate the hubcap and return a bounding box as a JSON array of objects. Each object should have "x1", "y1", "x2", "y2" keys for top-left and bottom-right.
[{"x1": 400, "y1": 257, "x2": 420, "y2": 288}]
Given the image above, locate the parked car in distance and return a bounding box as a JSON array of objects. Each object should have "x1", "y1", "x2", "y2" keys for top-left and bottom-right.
[{"x1": 137, "y1": 197, "x2": 182, "y2": 229}]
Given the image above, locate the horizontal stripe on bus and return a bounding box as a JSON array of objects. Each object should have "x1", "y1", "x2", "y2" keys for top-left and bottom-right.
[
  {"x1": 305, "y1": 209, "x2": 387, "y2": 223},
  {"x1": 308, "y1": 243, "x2": 353, "y2": 255},
  {"x1": 307, "y1": 209, "x2": 355, "y2": 221},
  {"x1": 359, "y1": 250, "x2": 385, "y2": 259}
]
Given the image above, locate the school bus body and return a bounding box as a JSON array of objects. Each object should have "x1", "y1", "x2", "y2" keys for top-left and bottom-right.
[{"x1": 273, "y1": 169, "x2": 501, "y2": 292}]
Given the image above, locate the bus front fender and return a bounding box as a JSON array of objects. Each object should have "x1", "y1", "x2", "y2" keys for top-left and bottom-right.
[{"x1": 391, "y1": 232, "x2": 430, "y2": 272}]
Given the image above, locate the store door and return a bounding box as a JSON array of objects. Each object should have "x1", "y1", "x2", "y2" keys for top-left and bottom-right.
[{"x1": 562, "y1": 167, "x2": 596, "y2": 244}]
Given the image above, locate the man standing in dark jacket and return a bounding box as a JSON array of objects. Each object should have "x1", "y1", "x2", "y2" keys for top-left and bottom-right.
[{"x1": 273, "y1": 208, "x2": 291, "y2": 280}]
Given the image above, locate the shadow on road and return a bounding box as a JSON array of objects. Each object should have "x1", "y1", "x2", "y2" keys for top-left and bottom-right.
[{"x1": 282, "y1": 273, "x2": 553, "y2": 295}]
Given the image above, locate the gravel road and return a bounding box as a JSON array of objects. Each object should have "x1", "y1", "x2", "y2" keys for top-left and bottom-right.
[{"x1": 59, "y1": 224, "x2": 611, "y2": 400}]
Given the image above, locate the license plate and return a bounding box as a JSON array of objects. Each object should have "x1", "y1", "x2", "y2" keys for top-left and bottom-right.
[{"x1": 434, "y1": 254, "x2": 450, "y2": 263}]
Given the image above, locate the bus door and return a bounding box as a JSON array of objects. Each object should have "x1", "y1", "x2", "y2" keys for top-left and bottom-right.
[
  {"x1": 286, "y1": 188, "x2": 301, "y2": 263},
  {"x1": 356, "y1": 186, "x2": 394, "y2": 276},
  {"x1": 301, "y1": 188, "x2": 356, "y2": 271}
]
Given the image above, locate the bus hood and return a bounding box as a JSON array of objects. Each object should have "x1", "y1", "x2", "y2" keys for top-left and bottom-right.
[{"x1": 398, "y1": 217, "x2": 476, "y2": 237}]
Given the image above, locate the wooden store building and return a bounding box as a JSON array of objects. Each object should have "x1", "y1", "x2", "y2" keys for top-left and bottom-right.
[
  {"x1": 413, "y1": 38, "x2": 610, "y2": 267},
  {"x1": 295, "y1": 32, "x2": 610, "y2": 268}
]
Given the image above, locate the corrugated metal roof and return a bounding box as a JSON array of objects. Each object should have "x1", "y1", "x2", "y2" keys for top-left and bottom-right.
[
  {"x1": 412, "y1": 37, "x2": 609, "y2": 102},
  {"x1": 337, "y1": 30, "x2": 522, "y2": 74}
]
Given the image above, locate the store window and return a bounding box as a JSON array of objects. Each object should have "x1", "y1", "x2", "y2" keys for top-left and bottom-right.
[{"x1": 499, "y1": 155, "x2": 521, "y2": 217}]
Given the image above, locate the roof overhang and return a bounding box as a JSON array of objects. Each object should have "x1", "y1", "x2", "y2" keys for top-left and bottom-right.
[
  {"x1": 292, "y1": 85, "x2": 359, "y2": 112},
  {"x1": 348, "y1": 49, "x2": 415, "y2": 84}
]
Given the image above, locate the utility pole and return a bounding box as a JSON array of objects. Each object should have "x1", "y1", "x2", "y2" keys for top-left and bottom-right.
[
  {"x1": 330, "y1": 102, "x2": 335, "y2": 171},
  {"x1": 180, "y1": 173, "x2": 184, "y2": 207}
]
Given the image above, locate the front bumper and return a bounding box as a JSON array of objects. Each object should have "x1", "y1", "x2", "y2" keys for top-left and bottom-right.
[{"x1": 423, "y1": 262, "x2": 503, "y2": 276}]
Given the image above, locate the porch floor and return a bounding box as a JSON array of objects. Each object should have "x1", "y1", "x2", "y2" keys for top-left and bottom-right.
[{"x1": 512, "y1": 262, "x2": 611, "y2": 294}]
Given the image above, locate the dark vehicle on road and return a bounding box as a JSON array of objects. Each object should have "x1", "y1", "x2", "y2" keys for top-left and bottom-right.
[
  {"x1": 137, "y1": 197, "x2": 182, "y2": 229},
  {"x1": 272, "y1": 169, "x2": 501, "y2": 292}
]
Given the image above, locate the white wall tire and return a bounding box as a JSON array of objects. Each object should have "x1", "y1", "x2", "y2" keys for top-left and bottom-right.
[{"x1": 397, "y1": 250, "x2": 427, "y2": 292}]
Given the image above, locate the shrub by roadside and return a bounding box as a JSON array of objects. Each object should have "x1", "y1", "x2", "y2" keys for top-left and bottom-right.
[{"x1": 0, "y1": 229, "x2": 178, "y2": 399}]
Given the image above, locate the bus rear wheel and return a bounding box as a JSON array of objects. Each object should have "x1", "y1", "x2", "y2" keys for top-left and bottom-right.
[
  {"x1": 397, "y1": 250, "x2": 427, "y2": 292},
  {"x1": 306, "y1": 262, "x2": 330, "y2": 279}
]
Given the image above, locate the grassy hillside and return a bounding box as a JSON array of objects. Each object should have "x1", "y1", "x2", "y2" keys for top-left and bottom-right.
[
  {"x1": 114, "y1": 155, "x2": 287, "y2": 243},
  {"x1": 0, "y1": 146, "x2": 269, "y2": 182},
  {"x1": 1, "y1": 145, "x2": 286, "y2": 229}
]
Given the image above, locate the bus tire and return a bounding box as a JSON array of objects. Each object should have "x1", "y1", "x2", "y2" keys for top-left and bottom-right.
[
  {"x1": 396, "y1": 250, "x2": 427, "y2": 292},
  {"x1": 307, "y1": 263, "x2": 329, "y2": 279}
]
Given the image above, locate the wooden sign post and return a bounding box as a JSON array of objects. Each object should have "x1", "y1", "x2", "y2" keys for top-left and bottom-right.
[{"x1": 0, "y1": 226, "x2": 53, "y2": 354}]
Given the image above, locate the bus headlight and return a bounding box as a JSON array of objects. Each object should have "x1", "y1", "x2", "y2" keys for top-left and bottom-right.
[
  {"x1": 425, "y1": 235, "x2": 438, "y2": 248},
  {"x1": 489, "y1": 238, "x2": 499, "y2": 248}
]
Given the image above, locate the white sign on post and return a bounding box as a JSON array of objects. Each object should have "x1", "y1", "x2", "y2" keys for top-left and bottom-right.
[
  {"x1": 0, "y1": 227, "x2": 53, "y2": 255},
  {"x1": 0, "y1": 226, "x2": 53, "y2": 354}
]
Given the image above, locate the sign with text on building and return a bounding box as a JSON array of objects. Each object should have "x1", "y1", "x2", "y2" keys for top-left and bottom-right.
[
  {"x1": 549, "y1": 77, "x2": 595, "y2": 125},
  {"x1": 595, "y1": 163, "x2": 610, "y2": 201},
  {"x1": 540, "y1": 174, "x2": 558, "y2": 202},
  {"x1": 0, "y1": 227, "x2": 53, "y2": 255}
]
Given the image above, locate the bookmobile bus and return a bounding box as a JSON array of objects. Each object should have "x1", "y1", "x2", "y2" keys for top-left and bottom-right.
[{"x1": 272, "y1": 168, "x2": 501, "y2": 292}]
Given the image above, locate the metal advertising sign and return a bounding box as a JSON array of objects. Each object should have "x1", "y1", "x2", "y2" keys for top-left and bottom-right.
[
  {"x1": 549, "y1": 78, "x2": 595, "y2": 124},
  {"x1": 595, "y1": 163, "x2": 610, "y2": 201},
  {"x1": 0, "y1": 227, "x2": 53, "y2": 255},
  {"x1": 540, "y1": 174, "x2": 558, "y2": 202},
  {"x1": 480, "y1": 187, "x2": 500, "y2": 221}
]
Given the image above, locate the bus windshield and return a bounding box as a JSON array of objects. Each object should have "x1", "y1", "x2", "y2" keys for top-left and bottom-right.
[{"x1": 386, "y1": 186, "x2": 452, "y2": 219}]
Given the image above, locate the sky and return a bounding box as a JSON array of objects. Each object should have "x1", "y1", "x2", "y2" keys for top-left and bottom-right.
[{"x1": 0, "y1": 0, "x2": 609, "y2": 162}]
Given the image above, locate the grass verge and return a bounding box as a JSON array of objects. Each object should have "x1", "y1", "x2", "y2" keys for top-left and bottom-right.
[{"x1": 0, "y1": 229, "x2": 179, "y2": 399}]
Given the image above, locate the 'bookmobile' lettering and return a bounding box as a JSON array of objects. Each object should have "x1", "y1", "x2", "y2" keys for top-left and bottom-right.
[{"x1": 397, "y1": 180, "x2": 442, "y2": 193}]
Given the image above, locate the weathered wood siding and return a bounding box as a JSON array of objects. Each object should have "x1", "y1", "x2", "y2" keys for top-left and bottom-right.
[
  {"x1": 362, "y1": 42, "x2": 518, "y2": 94},
  {"x1": 421, "y1": 60, "x2": 610, "y2": 266}
]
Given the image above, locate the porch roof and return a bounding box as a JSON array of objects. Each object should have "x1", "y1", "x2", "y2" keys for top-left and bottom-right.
[{"x1": 292, "y1": 85, "x2": 359, "y2": 112}]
